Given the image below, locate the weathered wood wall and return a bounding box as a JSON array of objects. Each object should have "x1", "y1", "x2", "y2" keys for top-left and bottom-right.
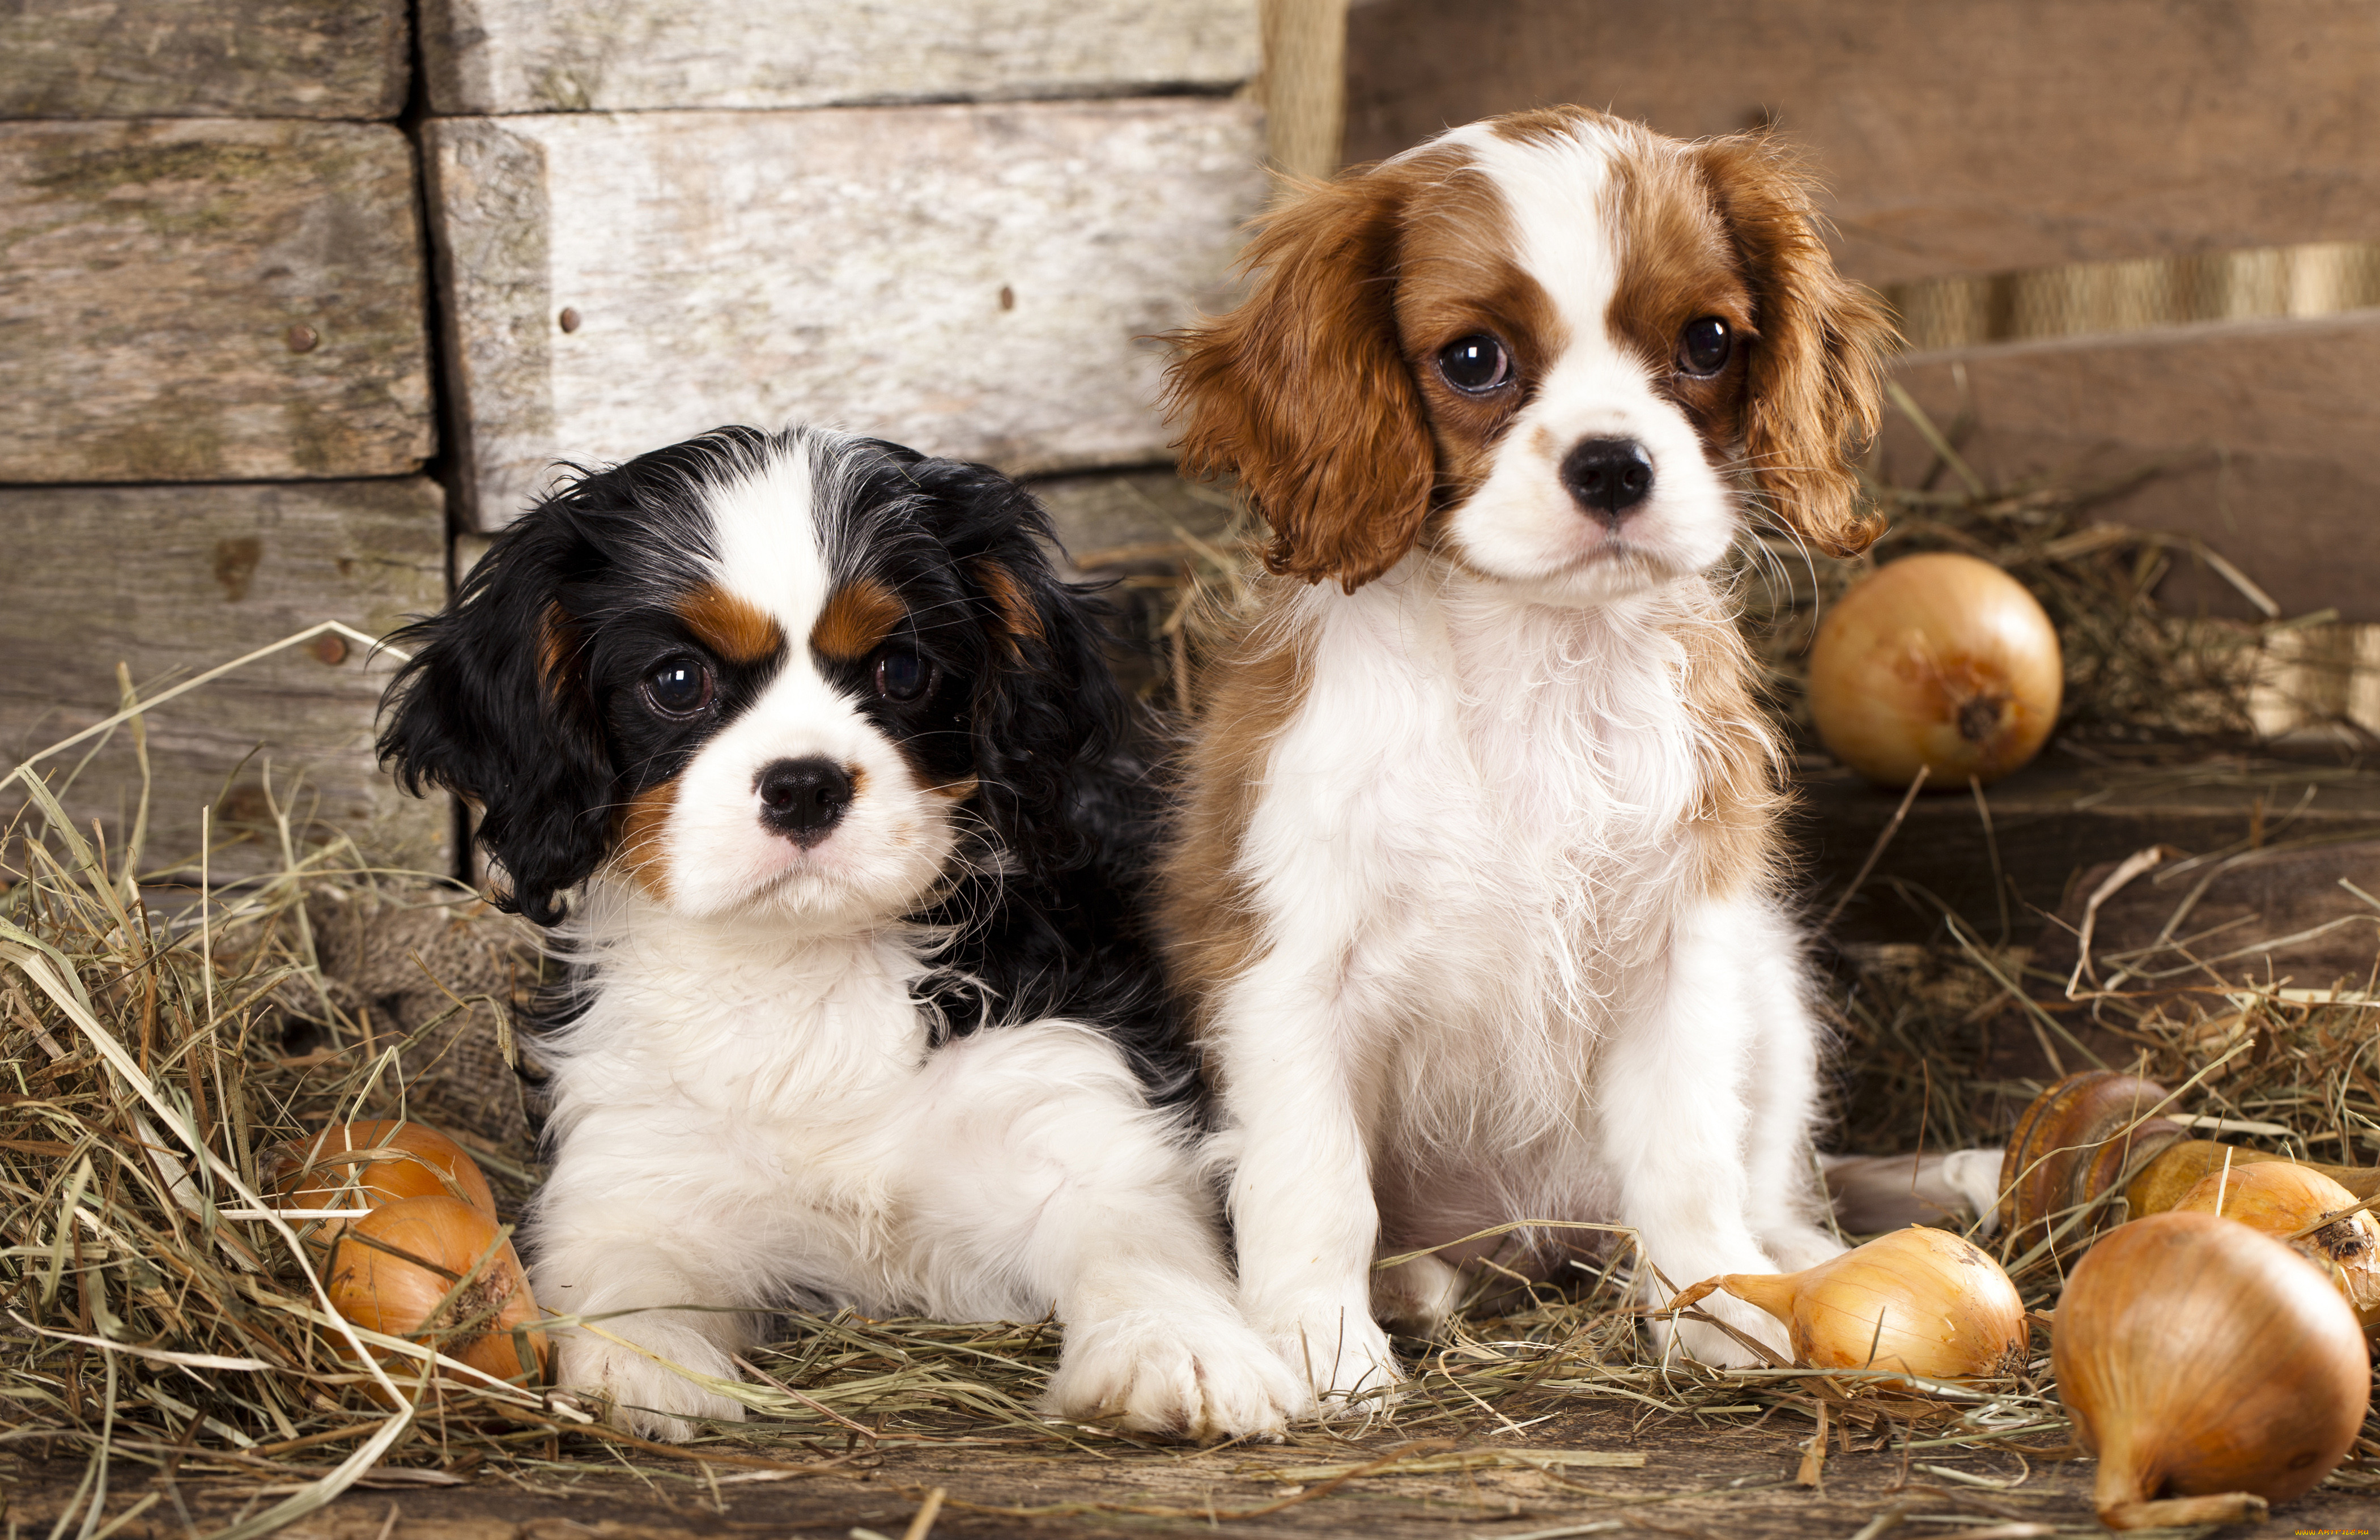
[
  {"x1": 419, "y1": 0, "x2": 1259, "y2": 114},
  {"x1": 0, "y1": 481, "x2": 451, "y2": 880},
  {"x1": 0, "y1": 120, "x2": 433, "y2": 483},
  {"x1": 427, "y1": 99, "x2": 1266, "y2": 527},
  {"x1": 0, "y1": 1, "x2": 411, "y2": 120},
  {"x1": 2, "y1": 0, "x2": 1270, "y2": 880},
  {"x1": 1344, "y1": 0, "x2": 2380, "y2": 622},
  {"x1": 1, "y1": 1, "x2": 448, "y2": 881}
]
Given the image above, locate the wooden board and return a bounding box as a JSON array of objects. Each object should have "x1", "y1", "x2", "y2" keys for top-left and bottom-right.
[
  {"x1": 419, "y1": 0, "x2": 1256, "y2": 115},
  {"x1": 0, "y1": 120, "x2": 435, "y2": 483},
  {"x1": 426, "y1": 100, "x2": 1267, "y2": 530},
  {"x1": 1884, "y1": 313, "x2": 2380, "y2": 623},
  {"x1": 1344, "y1": 0, "x2": 2380, "y2": 286},
  {"x1": 0, "y1": 1, "x2": 409, "y2": 120},
  {"x1": 0, "y1": 479, "x2": 452, "y2": 884},
  {"x1": 1798, "y1": 756, "x2": 2380, "y2": 951}
]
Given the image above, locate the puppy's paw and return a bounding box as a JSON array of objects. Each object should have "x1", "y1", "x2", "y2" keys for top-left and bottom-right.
[
  {"x1": 1372, "y1": 1253, "x2": 1465, "y2": 1332},
  {"x1": 1045, "y1": 1309, "x2": 1299, "y2": 1443},
  {"x1": 1758, "y1": 1223, "x2": 1846, "y2": 1276},
  {"x1": 1252, "y1": 1300, "x2": 1404, "y2": 1416},
  {"x1": 552, "y1": 1326, "x2": 746, "y2": 1442},
  {"x1": 1654, "y1": 1279, "x2": 1794, "y2": 1368}
]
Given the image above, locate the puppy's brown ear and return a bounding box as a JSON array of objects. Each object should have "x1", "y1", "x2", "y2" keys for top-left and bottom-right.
[
  {"x1": 1697, "y1": 137, "x2": 1897, "y2": 559},
  {"x1": 1163, "y1": 170, "x2": 1435, "y2": 592}
]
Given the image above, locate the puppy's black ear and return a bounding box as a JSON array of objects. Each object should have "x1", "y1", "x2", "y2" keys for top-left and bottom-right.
[
  {"x1": 904, "y1": 459, "x2": 1132, "y2": 878},
  {"x1": 377, "y1": 509, "x2": 616, "y2": 925}
]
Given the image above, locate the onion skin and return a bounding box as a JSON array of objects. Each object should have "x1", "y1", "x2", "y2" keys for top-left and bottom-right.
[
  {"x1": 264, "y1": 1119, "x2": 498, "y2": 1234},
  {"x1": 325, "y1": 1194, "x2": 546, "y2": 1395},
  {"x1": 2169, "y1": 1161, "x2": 2380, "y2": 1317},
  {"x1": 2053, "y1": 1213, "x2": 2368, "y2": 1528},
  {"x1": 1808, "y1": 552, "x2": 2062, "y2": 788},
  {"x1": 1675, "y1": 1227, "x2": 2026, "y2": 1379}
]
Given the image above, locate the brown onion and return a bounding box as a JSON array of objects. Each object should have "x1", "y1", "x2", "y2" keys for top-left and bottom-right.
[
  {"x1": 2053, "y1": 1211, "x2": 2368, "y2": 1529},
  {"x1": 263, "y1": 1119, "x2": 498, "y2": 1235},
  {"x1": 1672, "y1": 1227, "x2": 2026, "y2": 1379},
  {"x1": 325, "y1": 1194, "x2": 546, "y2": 1395},
  {"x1": 2170, "y1": 1159, "x2": 2380, "y2": 1317},
  {"x1": 1807, "y1": 552, "x2": 2062, "y2": 788}
]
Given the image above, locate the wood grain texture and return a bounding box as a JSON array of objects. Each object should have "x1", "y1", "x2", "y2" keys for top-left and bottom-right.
[
  {"x1": 1345, "y1": 0, "x2": 2380, "y2": 286},
  {"x1": 419, "y1": 0, "x2": 1256, "y2": 114},
  {"x1": 426, "y1": 100, "x2": 1267, "y2": 530},
  {"x1": 0, "y1": 120, "x2": 435, "y2": 483},
  {"x1": 1800, "y1": 758, "x2": 2380, "y2": 950},
  {"x1": 1886, "y1": 314, "x2": 2380, "y2": 623},
  {"x1": 0, "y1": 1, "x2": 409, "y2": 120},
  {"x1": 1, "y1": 479, "x2": 451, "y2": 883}
]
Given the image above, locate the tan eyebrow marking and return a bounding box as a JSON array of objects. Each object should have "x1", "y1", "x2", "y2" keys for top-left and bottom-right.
[
  {"x1": 810, "y1": 575, "x2": 906, "y2": 661},
  {"x1": 678, "y1": 582, "x2": 784, "y2": 664}
]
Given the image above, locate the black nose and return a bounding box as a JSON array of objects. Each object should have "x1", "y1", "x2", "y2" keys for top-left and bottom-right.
[
  {"x1": 755, "y1": 756, "x2": 853, "y2": 844},
  {"x1": 1561, "y1": 437, "x2": 1655, "y2": 522}
]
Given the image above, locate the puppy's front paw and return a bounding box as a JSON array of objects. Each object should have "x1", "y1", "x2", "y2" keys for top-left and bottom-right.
[
  {"x1": 552, "y1": 1326, "x2": 746, "y2": 1442},
  {"x1": 1253, "y1": 1300, "x2": 1403, "y2": 1416},
  {"x1": 1045, "y1": 1309, "x2": 1299, "y2": 1443},
  {"x1": 1655, "y1": 1278, "x2": 1793, "y2": 1368}
]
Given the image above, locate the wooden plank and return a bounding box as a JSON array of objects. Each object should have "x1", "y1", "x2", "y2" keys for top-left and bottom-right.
[
  {"x1": 1797, "y1": 757, "x2": 2380, "y2": 951},
  {"x1": 420, "y1": 0, "x2": 1258, "y2": 114},
  {"x1": 0, "y1": 120, "x2": 435, "y2": 483},
  {"x1": 1884, "y1": 314, "x2": 2380, "y2": 624},
  {"x1": 1344, "y1": 0, "x2": 2380, "y2": 286},
  {"x1": 0, "y1": 479, "x2": 452, "y2": 883},
  {"x1": 0, "y1": 1, "x2": 409, "y2": 121},
  {"x1": 426, "y1": 100, "x2": 1267, "y2": 530}
]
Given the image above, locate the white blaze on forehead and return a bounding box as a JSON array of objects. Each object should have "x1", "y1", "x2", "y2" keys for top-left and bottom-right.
[
  {"x1": 1442, "y1": 119, "x2": 1630, "y2": 347},
  {"x1": 698, "y1": 440, "x2": 838, "y2": 641}
]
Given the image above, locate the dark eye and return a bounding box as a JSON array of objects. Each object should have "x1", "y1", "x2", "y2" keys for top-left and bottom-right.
[
  {"x1": 645, "y1": 657, "x2": 713, "y2": 717},
  {"x1": 874, "y1": 649, "x2": 929, "y2": 703},
  {"x1": 1436, "y1": 334, "x2": 1511, "y2": 394},
  {"x1": 1677, "y1": 317, "x2": 1732, "y2": 376}
]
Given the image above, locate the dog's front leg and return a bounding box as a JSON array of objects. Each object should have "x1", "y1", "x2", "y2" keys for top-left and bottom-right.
[
  {"x1": 1597, "y1": 894, "x2": 1802, "y2": 1368},
  {"x1": 529, "y1": 1147, "x2": 763, "y2": 1440},
  {"x1": 1210, "y1": 964, "x2": 1402, "y2": 1413},
  {"x1": 901, "y1": 1023, "x2": 1300, "y2": 1442}
]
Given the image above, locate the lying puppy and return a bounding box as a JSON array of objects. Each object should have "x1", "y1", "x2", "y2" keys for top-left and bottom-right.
[
  {"x1": 380, "y1": 426, "x2": 1296, "y2": 1440},
  {"x1": 1159, "y1": 107, "x2": 1895, "y2": 1404}
]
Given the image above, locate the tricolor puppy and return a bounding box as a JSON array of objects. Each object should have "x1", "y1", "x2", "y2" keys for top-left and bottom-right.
[
  {"x1": 1161, "y1": 107, "x2": 1894, "y2": 1402},
  {"x1": 379, "y1": 426, "x2": 1297, "y2": 1441}
]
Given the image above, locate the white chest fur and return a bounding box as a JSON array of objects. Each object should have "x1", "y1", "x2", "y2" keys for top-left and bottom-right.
[{"x1": 1235, "y1": 562, "x2": 1732, "y2": 1133}]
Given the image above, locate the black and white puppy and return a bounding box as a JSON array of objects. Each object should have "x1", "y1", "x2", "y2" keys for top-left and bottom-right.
[{"x1": 379, "y1": 426, "x2": 1295, "y2": 1441}]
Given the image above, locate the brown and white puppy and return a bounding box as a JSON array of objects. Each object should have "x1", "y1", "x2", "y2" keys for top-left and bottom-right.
[{"x1": 1160, "y1": 107, "x2": 1894, "y2": 1408}]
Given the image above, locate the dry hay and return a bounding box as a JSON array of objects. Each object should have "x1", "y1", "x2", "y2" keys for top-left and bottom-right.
[{"x1": 4, "y1": 610, "x2": 2377, "y2": 1537}]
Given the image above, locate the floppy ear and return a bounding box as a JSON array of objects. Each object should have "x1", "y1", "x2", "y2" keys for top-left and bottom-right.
[
  {"x1": 1697, "y1": 136, "x2": 1896, "y2": 559},
  {"x1": 1163, "y1": 170, "x2": 1438, "y2": 592},
  {"x1": 901, "y1": 458, "x2": 1131, "y2": 878},
  {"x1": 376, "y1": 510, "x2": 617, "y2": 925}
]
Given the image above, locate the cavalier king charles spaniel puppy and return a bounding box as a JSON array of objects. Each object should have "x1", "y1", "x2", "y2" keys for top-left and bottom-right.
[
  {"x1": 379, "y1": 426, "x2": 1296, "y2": 1441},
  {"x1": 1159, "y1": 107, "x2": 1895, "y2": 1406}
]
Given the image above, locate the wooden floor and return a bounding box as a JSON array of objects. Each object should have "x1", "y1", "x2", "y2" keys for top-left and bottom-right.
[{"x1": 7, "y1": 1399, "x2": 2375, "y2": 1539}]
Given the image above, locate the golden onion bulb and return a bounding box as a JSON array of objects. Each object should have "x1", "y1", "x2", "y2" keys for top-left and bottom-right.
[
  {"x1": 1673, "y1": 1227, "x2": 2026, "y2": 1379},
  {"x1": 2169, "y1": 1159, "x2": 2380, "y2": 1317},
  {"x1": 325, "y1": 1194, "x2": 546, "y2": 1397},
  {"x1": 263, "y1": 1118, "x2": 498, "y2": 1236},
  {"x1": 2053, "y1": 1211, "x2": 2369, "y2": 1530},
  {"x1": 1808, "y1": 552, "x2": 2062, "y2": 788}
]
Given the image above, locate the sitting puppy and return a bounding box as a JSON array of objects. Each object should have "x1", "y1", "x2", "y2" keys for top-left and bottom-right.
[
  {"x1": 379, "y1": 426, "x2": 1296, "y2": 1441},
  {"x1": 1159, "y1": 107, "x2": 1894, "y2": 1404}
]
